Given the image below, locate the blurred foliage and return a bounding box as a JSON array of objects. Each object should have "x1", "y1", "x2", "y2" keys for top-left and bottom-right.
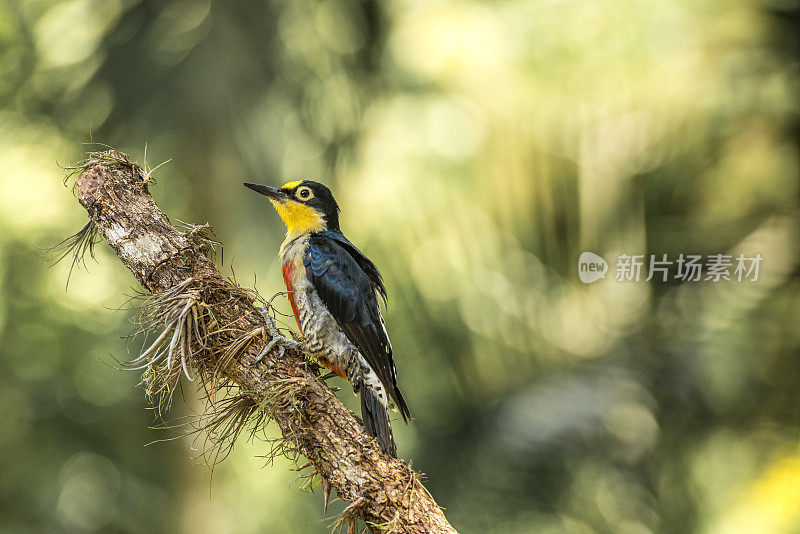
[{"x1": 1, "y1": 0, "x2": 799, "y2": 532}]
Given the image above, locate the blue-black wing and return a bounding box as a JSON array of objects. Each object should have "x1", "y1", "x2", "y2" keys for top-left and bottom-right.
[
  {"x1": 304, "y1": 234, "x2": 410, "y2": 421},
  {"x1": 314, "y1": 230, "x2": 387, "y2": 305}
]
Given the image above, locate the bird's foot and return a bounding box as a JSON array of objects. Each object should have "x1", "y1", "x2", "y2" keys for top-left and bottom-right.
[
  {"x1": 253, "y1": 306, "x2": 301, "y2": 364},
  {"x1": 318, "y1": 371, "x2": 341, "y2": 392}
]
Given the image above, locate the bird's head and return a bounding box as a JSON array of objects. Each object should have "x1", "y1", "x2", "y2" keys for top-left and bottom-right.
[{"x1": 244, "y1": 180, "x2": 340, "y2": 236}]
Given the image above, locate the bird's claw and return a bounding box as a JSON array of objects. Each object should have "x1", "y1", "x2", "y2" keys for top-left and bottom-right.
[
  {"x1": 253, "y1": 306, "x2": 300, "y2": 365},
  {"x1": 318, "y1": 370, "x2": 341, "y2": 392}
]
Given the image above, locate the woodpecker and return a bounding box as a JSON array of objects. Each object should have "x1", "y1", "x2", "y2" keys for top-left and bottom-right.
[{"x1": 244, "y1": 180, "x2": 410, "y2": 457}]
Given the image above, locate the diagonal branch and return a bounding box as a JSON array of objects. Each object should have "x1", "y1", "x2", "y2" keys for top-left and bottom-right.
[{"x1": 65, "y1": 150, "x2": 457, "y2": 534}]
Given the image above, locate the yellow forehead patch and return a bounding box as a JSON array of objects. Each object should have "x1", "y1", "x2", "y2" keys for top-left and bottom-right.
[{"x1": 281, "y1": 180, "x2": 303, "y2": 190}]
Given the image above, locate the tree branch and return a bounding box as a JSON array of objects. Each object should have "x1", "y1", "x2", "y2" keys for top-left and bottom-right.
[{"x1": 65, "y1": 150, "x2": 457, "y2": 534}]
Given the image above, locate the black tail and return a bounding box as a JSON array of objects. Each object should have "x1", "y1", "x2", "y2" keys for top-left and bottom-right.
[
  {"x1": 392, "y1": 386, "x2": 411, "y2": 423},
  {"x1": 361, "y1": 387, "x2": 397, "y2": 457}
]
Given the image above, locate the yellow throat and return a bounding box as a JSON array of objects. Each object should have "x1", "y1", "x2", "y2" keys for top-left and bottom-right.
[{"x1": 270, "y1": 198, "x2": 325, "y2": 238}]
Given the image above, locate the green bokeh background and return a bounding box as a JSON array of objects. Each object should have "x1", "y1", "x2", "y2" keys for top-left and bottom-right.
[{"x1": 1, "y1": 0, "x2": 799, "y2": 532}]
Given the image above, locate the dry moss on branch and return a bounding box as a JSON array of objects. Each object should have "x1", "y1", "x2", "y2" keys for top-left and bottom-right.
[
  {"x1": 125, "y1": 276, "x2": 313, "y2": 465},
  {"x1": 128, "y1": 277, "x2": 211, "y2": 411},
  {"x1": 46, "y1": 219, "x2": 100, "y2": 289}
]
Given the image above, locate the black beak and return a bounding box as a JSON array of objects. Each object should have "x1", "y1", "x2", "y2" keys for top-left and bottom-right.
[{"x1": 244, "y1": 183, "x2": 287, "y2": 201}]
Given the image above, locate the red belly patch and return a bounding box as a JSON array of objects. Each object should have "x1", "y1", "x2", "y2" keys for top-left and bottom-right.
[
  {"x1": 317, "y1": 357, "x2": 347, "y2": 379},
  {"x1": 282, "y1": 262, "x2": 303, "y2": 333},
  {"x1": 282, "y1": 259, "x2": 344, "y2": 379}
]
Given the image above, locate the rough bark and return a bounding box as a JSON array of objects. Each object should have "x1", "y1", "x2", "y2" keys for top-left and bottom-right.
[{"x1": 69, "y1": 151, "x2": 457, "y2": 534}]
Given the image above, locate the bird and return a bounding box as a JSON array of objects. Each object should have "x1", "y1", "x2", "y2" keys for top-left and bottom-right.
[{"x1": 244, "y1": 180, "x2": 410, "y2": 457}]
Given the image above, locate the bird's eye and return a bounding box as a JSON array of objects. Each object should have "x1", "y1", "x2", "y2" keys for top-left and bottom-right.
[{"x1": 296, "y1": 186, "x2": 313, "y2": 200}]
